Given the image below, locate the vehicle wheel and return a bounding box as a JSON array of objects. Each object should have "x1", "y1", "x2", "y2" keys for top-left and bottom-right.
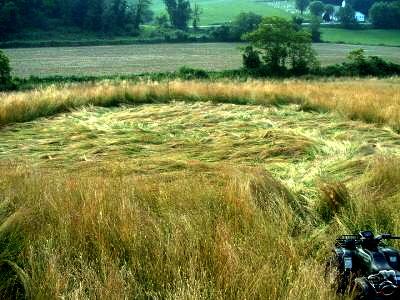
[
  {"x1": 351, "y1": 277, "x2": 374, "y2": 300},
  {"x1": 325, "y1": 255, "x2": 350, "y2": 294},
  {"x1": 0, "y1": 260, "x2": 31, "y2": 300}
]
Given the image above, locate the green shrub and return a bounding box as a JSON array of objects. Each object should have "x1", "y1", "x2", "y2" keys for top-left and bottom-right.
[
  {"x1": 317, "y1": 49, "x2": 400, "y2": 77},
  {"x1": 0, "y1": 49, "x2": 13, "y2": 90},
  {"x1": 242, "y1": 46, "x2": 262, "y2": 70},
  {"x1": 177, "y1": 66, "x2": 210, "y2": 80},
  {"x1": 369, "y1": 1, "x2": 400, "y2": 29}
]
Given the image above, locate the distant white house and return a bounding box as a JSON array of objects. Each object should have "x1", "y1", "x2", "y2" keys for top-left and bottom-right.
[{"x1": 354, "y1": 11, "x2": 365, "y2": 22}]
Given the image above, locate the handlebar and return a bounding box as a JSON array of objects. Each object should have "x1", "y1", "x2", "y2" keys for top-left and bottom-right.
[
  {"x1": 376, "y1": 234, "x2": 400, "y2": 241},
  {"x1": 335, "y1": 233, "x2": 400, "y2": 247}
]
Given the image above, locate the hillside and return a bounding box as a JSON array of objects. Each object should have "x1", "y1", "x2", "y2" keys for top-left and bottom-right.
[{"x1": 151, "y1": 0, "x2": 291, "y2": 25}]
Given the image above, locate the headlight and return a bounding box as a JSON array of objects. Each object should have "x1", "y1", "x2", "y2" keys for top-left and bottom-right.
[{"x1": 344, "y1": 257, "x2": 352, "y2": 269}]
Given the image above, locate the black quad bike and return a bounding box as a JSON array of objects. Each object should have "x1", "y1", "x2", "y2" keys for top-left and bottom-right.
[{"x1": 328, "y1": 231, "x2": 400, "y2": 299}]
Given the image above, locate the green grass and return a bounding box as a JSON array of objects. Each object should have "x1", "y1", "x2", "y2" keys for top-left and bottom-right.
[
  {"x1": 4, "y1": 42, "x2": 400, "y2": 78},
  {"x1": 321, "y1": 28, "x2": 400, "y2": 47},
  {"x1": 151, "y1": 0, "x2": 291, "y2": 25}
]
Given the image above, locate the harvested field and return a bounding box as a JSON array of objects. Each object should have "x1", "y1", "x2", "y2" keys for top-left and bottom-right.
[{"x1": 4, "y1": 43, "x2": 400, "y2": 78}]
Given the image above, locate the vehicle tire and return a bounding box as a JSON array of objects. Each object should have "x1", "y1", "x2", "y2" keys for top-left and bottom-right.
[
  {"x1": 325, "y1": 255, "x2": 350, "y2": 294},
  {"x1": 0, "y1": 260, "x2": 31, "y2": 300},
  {"x1": 351, "y1": 277, "x2": 374, "y2": 300}
]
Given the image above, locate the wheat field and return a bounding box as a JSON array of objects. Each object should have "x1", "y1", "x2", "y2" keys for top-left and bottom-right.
[{"x1": 0, "y1": 78, "x2": 399, "y2": 299}]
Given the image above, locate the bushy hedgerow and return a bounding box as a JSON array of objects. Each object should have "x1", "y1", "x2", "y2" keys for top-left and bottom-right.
[{"x1": 316, "y1": 49, "x2": 400, "y2": 77}]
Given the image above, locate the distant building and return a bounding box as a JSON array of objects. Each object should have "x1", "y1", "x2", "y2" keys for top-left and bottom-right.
[
  {"x1": 328, "y1": 1, "x2": 366, "y2": 23},
  {"x1": 354, "y1": 11, "x2": 365, "y2": 22}
]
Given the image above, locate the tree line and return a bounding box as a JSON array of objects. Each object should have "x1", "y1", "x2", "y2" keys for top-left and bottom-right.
[
  {"x1": 0, "y1": 0, "x2": 197, "y2": 40},
  {"x1": 295, "y1": 0, "x2": 400, "y2": 28}
]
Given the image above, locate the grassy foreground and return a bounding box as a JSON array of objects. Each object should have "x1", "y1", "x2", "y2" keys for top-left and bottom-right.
[
  {"x1": 1, "y1": 79, "x2": 400, "y2": 131},
  {"x1": 0, "y1": 79, "x2": 399, "y2": 298}
]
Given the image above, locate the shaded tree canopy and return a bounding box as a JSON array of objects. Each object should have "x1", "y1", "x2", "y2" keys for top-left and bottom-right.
[
  {"x1": 309, "y1": 1, "x2": 325, "y2": 16},
  {"x1": 295, "y1": 0, "x2": 310, "y2": 14},
  {"x1": 0, "y1": 0, "x2": 154, "y2": 39},
  {"x1": 337, "y1": 4, "x2": 357, "y2": 28},
  {"x1": 369, "y1": 1, "x2": 400, "y2": 28},
  {"x1": 163, "y1": 0, "x2": 192, "y2": 30}
]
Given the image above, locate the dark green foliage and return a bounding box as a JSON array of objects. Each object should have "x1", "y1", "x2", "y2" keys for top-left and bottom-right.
[
  {"x1": 244, "y1": 17, "x2": 317, "y2": 76},
  {"x1": 210, "y1": 12, "x2": 262, "y2": 42},
  {"x1": 310, "y1": 17, "x2": 322, "y2": 42},
  {"x1": 132, "y1": 0, "x2": 153, "y2": 32},
  {"x1": 0, "y1": 1, "x2": 21, "y2": 39},
  {"x1": 163, "y1": 0, "x2": 192, "y2": 30},
  {"x1": 292, "y1": 16, "x2": 304, "y2": 30},
  {"x1": 309, "y1": 1, "x2": 325, "y2": 16},
  {"x1": 337, "y1": 4, "x2": 358, "y2": 28},
  {"x1": 155, "y1": 14, "x2": 170, "y2": 29},
  {"x1": 210, "y1": 25, "x2": 233, "y2": 42},
  {"x1": 317, "y1": 48, "x2": 400, "y2": 77},
  {"x1": 369, "y1": 1, "x2": 400, "y2": 29},
  {"x1": 192, "y1": 2, "x2": 202, "y2": 30},
  {"x1": 242, "y1": 46, "x2": 262, "y2": 70},
  {"x1": 0, "y1": 49, "x2": 13, "y2": 90},
  {"x1": 320, "y1": 0, "x2": 341, "y2": 4},
  {"x1": 295, "y1": 0, "x2": 310, "y2": 14},
  {"x1": 0, "y1": 0, "x2": 154, "y2": 39},
  {"x1": 85, "y1": 0, "x2": 105, "y2": 31},
  {"x1": 177, "y1": 66, "x2": 209, "y2": 79},
  {"x1": 230, "y1": 12, "x2": 263, "y2": 41}
]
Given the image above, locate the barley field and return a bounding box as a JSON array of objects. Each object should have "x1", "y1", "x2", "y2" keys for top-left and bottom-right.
[
  {"x1": 4, "y1": 43, "x2": 400, "y2": 78},
  {"x1": 0, "y1": 79, "x2": 399, "y2": 299}
]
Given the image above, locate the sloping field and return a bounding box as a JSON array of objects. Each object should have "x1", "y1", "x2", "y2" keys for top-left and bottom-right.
[
  {"x1": 0, "y1": 79, "x2": 399, "y2": 298},
  {"x1": 321, "y1": 28, "x2": 400, "y2": 47},
  {"x1": 5, "y1": 43, "x2": 400, "y2": 78},
  {"x1": 151, "y1": 0, "x2": 291, "y2": 25}
]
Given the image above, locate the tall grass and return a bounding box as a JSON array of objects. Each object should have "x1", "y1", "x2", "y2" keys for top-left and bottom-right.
[
  {"x1": 0, "y1": 164, "x2": 328, "y2": 299},
  {"x1": 0, "y1": 155, "x2": 399, "y2": 298},
  {"x1": 1, "y1": 78, "x2": 399, "y2": 131},
  {"x1": 0, "y1": 78, "x2": 399, "y2": 298}
]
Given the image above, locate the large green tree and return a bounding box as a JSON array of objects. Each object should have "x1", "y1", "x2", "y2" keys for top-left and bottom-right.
[
  {"x1": 337, "y1": 4, "x2": 357, "y2": 28},
  {"x1": 309, "y1": 1, "x2": 325, "y2": 16},
  {"x1": 0, "y1": 0, "x2": 156, "y2": 38},
  {"x1": 132, "y1": 0, "x2": 152, "y2": 31},
  {"x1": 244, "y1": 17, "x2": 317, "y2": 75},
  {"x1": 192, "y1": 2, "x2": 202, "y2": 30},
  {"x1": 0, "y1": 1, "x2": 21, "y2": 39},
  {"x1": 163, "y1": 0, "x2": 192, "y2": 30},
  {"x1": 230, "y1": 12, "x2": 263, "y2": 41},
  {"x1": 295, "y1": 0, "x2": 310, "y2": 14},
  {"x1": 369, "y1": 1, "x2": 400, "y2": 29}
]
